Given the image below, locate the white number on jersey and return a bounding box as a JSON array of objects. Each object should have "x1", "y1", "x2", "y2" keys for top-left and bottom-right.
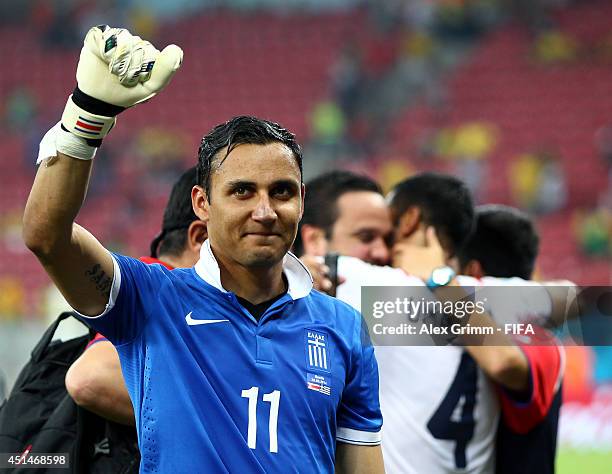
[
  {"x1": 241, "y1": 387, "x2": 281, "y2": 453},
  {"x1": 426, "y1": 353, "x2": 478, "y2": 469}
]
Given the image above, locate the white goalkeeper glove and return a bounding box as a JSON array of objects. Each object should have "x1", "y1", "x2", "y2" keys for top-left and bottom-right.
[{"x1": 44, "y1": 25, "x2": 182, "y2": 162}]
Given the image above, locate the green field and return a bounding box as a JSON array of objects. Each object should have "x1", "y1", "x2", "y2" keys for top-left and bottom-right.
[{"x1": 557, "y1": 448, "x2": 612, "y2": 474}]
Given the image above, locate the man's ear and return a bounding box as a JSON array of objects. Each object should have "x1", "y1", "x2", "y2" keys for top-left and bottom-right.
[
  {"x1": 463, "y1": 259, "x2": 485, "y2": 279},
  {"x1": 187, "y1": 220, "x2": 208, "y2": 252},
  {"x1": 301, "y1": 224, "x2": 327, "y2": 257},
  {"x1": 192, "y1": 185, "x2": 209, "y2": 222},
  {"x1": 396, "y1": 206, "x2": 421, "y2": 241}
]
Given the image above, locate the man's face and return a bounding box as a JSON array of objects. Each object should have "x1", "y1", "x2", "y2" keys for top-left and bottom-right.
[
  {"x1": 328, "y1": 191, "x2": 392, "y2": 265},
  {"x1": 202, "y1": 142, "x2": 303, "y2": 269}
]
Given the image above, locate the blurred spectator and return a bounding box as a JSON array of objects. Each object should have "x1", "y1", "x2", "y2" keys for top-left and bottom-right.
[
  {"x1": 563, "y1": 345, "x2": 595, "y2": 404},
  {"x1": 365, "y1": 0, "x2": 403, "y2": 33},
  {"x1": 509, "y1": 152, "x2": 541, "y2": 209},
  {"x1": 402, "y1": 30, "x2": 435, "y2": 59},
  {"x1": 446, "y1": 121, "x2": 496, "y2": 202},
  {"x1": 510, "y1": 149, "x2": 567, "y2": 214},
  {"x1": 536, "y1": 150, "x2": 567, "y2": 213},
  {"x1": 574, "y1": 207, "x2": 611, "y2": 258},
  {"x1": 128, "y1": 8, "x2": 158, "y2": 39},
  {"x1": 306, "y1": 100, "x2": 350, "y2": 178},
  {"x1": 402, "y1": 0, "x2": 436, "y2": 31},
  {"x1": 394, "y1": 30, "x2": 440, "y2": 107},
  {"x1": 431, "y1": 122, "x2": 496, "y2": 202},
  {"x1": 310, "y1": 101, "x2": 346, "y2": 146},
  {"x1": 361, "y1": 28, "x2": 400, "y2": 81},
  {"x1": 434, "y1": 0, "x2": 486, "y2": 39},
  {"x1": 376, "y1": 159, "x2": 414, "y2": 193},
  {"x1": 533, "y1": 29, "x2": 578, "y2": 63},
  {"x1": 39, "y1": 1, "x2": 80, "y2": 49},
  {"x1": 0, "y1": 277, "x2": 26, "y2": 319},
  {"x1": 132, "y1": 127, "x2": 189, "y2": 185},
  {"x1": 331, "y1": 44, "x2": 364, "y2": 117},
  {"x1": 4, "y1": 88, "x2": 37, "y2": 132},
  {"x1": 1, "y1": 211, "x2": 26, "y2": 255},
  {"x1": 509, "y1": 0, "x2": 550, "y2": 34}
]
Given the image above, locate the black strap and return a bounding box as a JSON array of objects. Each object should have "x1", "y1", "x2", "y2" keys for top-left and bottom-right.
[
  {"x1": 31, "y1": 312, "x2": 94, "y2": 363},
  {"x1": 72, "y1": 87, "x2": 125, "y2": 117}
]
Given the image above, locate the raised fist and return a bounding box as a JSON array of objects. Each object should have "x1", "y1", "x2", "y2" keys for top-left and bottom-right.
[{"x1": 61, "y1": 25, "x2": 183, "y2": 141}]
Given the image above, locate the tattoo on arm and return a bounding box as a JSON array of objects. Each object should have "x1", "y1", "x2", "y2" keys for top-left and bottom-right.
[{"x1": 85, "y1": 264, "x2": 112, "y2": 297}]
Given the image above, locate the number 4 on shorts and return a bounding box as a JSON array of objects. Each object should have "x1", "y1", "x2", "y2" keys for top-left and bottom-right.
[{"x1": 427, "y1": 353, "x2": 478, "y2": 469}]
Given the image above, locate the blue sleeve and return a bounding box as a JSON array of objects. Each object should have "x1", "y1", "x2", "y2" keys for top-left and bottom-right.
[
  {"x1": 78, "y1": 253, "x2": 160, "y2": 346},
  {"x1": 336, "y1": 309, "x2": 383, "y2": 445}
]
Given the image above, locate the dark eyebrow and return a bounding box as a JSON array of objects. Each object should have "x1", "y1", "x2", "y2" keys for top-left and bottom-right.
[
  {"x1": 350, "y1": 227, "x2": 380, "y2": 236},
  {"x1": 271, "y1": 179, "x2": 300, "y2": 189},
  {"x1": 225, "y1": 179, "x2": 300, "y2": 190},
  {"x1": 225, "y1": 180, "x2": 256, "y2": 188}
]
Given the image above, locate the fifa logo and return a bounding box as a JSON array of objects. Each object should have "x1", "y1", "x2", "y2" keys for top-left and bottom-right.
[{"x1": 307, "y1": 331, "x2": 328, "y2": 370}]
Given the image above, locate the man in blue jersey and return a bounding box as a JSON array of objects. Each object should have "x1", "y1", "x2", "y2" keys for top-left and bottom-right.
[
  {"x1": 66, "y1": 166, "x2": 205, "y2": 427},
  {"x1": 23, "y1": 26, "x2": 384, "y2": 473}
]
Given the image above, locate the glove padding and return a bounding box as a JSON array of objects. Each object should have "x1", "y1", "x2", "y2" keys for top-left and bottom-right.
[
  {"x1": 78, "y1": 25, "x2": 183, "y2": 107},
  {"x1": 61, "y1": 25, "x2": 183, "y2": 142}
]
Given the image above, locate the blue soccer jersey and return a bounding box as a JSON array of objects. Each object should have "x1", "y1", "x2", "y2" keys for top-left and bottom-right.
[{"x1": 78, "y1": 241, "x2": 382, "y2": 473}]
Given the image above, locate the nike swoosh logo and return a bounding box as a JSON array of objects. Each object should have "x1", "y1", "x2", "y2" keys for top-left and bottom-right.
[{"x1": 185, "y1": 311, "x2": 230, "y2": 326}]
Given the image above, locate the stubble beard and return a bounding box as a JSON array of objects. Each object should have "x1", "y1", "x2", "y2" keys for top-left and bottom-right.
[{"x1": 242, "y1": 245, "x2": 286, "y2": 268}]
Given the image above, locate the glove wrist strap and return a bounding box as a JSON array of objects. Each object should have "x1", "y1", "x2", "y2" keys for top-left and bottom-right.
[
  {"x1": 71, "y1": 87, "x2": 125, "y2": 117},
  {"x1": 56, "y1": 126, "x2": 98, "y2": 160},
  {"x1": 61, "y1": 95, "x2": 117, "y2": 140},
  {"x1": 37, "y1": 122, "x2": 98, "y2": 164}
]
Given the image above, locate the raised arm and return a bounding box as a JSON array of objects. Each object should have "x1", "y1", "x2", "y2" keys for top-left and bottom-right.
[
  {"x1": 24, "y1": 154, "x2": 113, "y2": 316},
  {"x1": 22, "y1": 26, "x2": 182, "y2": 316}
]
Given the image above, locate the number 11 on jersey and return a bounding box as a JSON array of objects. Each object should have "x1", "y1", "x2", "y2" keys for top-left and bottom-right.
[{"x1": 241, "y1": 387, "x2": 281, "y2": 453}]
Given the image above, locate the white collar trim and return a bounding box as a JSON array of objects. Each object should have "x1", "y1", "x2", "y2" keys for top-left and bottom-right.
[{"x1": 194, "y1": 240, "x2": 312, "y2": 300}]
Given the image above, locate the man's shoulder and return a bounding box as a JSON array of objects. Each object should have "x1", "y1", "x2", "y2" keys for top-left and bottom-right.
[
  {"x1": 300, "y1": 290, "x2": 362, "y2": 329},
  {"x1": 114, "y1": 254, "x2": 210, "y2": 291},
  {"x1": 306, "y1": 289, "x2": 358, "y2": 310}
]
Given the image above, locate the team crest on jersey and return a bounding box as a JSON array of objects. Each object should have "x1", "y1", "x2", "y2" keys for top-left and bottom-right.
[
  {"x1": 305, "y1": 329, "x2": 331, "y2": 372},
  {"x1": 307, "y1": 373, "x2": 331, "y2": 396}
]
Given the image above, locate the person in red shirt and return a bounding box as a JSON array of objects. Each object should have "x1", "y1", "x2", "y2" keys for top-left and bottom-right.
[
  {"x1": 65, "y1": 166, "x2": 207, "y2": 425},
  {"x1": 458, "y1": 204, "x2": 564, "y2": 474}
]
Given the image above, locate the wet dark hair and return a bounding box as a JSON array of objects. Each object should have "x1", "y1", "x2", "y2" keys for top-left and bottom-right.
[
  {"x1": 150, "y1": 166, "x2": 199, "y2": 258},
  {"x1": 389, "y1": 172, "x2": 474, "y2": 256},
  {"x1": 197, "y1": 116, "x2": 303, "y2": 202},
  {"x1": 457, "y1": 204, "x2": 539, "y2": 280},
  {"x1": 294, "y1": 170, "x2": 382, "y2": 256}
]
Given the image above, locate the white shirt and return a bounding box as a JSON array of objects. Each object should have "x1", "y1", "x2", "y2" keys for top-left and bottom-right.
[{"x1": 336, "y1": 257, "x2": 552, "y2": 474}]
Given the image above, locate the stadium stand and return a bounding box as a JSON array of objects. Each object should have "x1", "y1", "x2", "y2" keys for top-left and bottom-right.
[{"x1": 0, "y1": 1, "x2": 610, "y2": 316}]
